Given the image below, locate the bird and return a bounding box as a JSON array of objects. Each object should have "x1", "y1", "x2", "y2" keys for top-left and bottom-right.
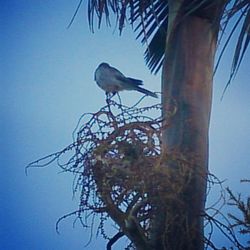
[{"x1": 94, "y1": 62, "x2": 158, "y2": 98}]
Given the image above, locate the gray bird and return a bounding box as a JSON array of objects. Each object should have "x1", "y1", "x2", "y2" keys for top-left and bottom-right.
[{"x1": 94, "y1": 62, "x2": 158, "y2": 98}]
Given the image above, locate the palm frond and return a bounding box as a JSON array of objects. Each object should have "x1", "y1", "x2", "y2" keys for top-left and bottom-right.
[
  {"x1": 144, "y1": 25, "x2": 166, "y2": 74},
  {"x1": 215, "y1": 8, "x2": 247, "y2": 74},
  {"x1": 231, "y1": 6, "x2": 249, "y2": 79},
  {"x1": 220, "y1": 1, "x2": 250, "y2": 98},
  {"x1": 69, "y1": 0, "x2": 249, "y2": 80},
  {"x1": 134, "y1": 0, "x2": 168, "y2": 73},
  {"x1": 67, "y1": 0, "x2": 83, "y2": 29}
]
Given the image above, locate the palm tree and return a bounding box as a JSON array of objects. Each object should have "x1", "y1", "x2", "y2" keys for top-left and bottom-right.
[{"x1": 69, "y1": 0, "x2": 249, "y2": 249}]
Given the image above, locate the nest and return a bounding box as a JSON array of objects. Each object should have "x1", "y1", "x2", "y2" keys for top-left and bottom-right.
[{"x1": 26, "y1": 96, "x2": 248, "y2": 249}]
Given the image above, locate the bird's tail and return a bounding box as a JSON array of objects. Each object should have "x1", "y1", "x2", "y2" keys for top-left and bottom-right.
[{"x1": 135, "y1": 86, "x2": 158, "y2": 98}]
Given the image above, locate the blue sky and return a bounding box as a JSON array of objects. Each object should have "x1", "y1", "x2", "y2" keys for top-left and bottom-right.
[{"x1": 1, "y1": 1, "x2": 249, "y2": 249}]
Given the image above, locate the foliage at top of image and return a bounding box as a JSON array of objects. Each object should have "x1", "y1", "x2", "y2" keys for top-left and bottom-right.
[{"x1": 69, "y1": 0, "x2": 249, "y2": 86}]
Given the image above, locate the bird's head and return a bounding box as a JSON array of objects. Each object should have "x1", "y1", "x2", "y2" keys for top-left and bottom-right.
[{"x1": 98, "y1": 62, "x2": 110, "y2": 68}]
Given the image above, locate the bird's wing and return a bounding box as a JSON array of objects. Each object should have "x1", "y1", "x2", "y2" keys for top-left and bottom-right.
[
  {"x1": 108, "y1": 66, "x2": 143, "y2": 86},
  {"x1": 108, "y1": 65, "x2": 126, "y2": 79}
]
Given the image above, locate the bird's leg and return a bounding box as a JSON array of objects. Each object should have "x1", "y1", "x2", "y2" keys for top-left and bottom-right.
[
  {"x1": 105, "y1": 92, "x2": 116, "y2": 103},
  {"x1": 111, "y1": 92, "x2": 116, "y2": 99},
  {"x1": 106, "y1": 92, "x2": 114, "y2": 114},
  {"x1": 106, "y1": 92, "x2": 119, "y2": 114},
  {"x1": 105, "y1": 92, "x2": 111, "y2": 105}
]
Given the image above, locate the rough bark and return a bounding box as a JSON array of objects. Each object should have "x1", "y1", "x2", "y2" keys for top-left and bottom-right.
[{"x1": 157, "y1": 1, "x2": 226, "y2": 249}]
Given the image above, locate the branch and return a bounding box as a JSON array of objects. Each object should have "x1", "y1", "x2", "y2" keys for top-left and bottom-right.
[{"x1": 106, "y1": 232, "x2": 124, "y2": 250}]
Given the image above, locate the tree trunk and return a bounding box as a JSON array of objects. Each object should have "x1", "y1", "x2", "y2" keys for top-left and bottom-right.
[{"x1": 157, "y1": 2, "x2": 225, "y2": 249}]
